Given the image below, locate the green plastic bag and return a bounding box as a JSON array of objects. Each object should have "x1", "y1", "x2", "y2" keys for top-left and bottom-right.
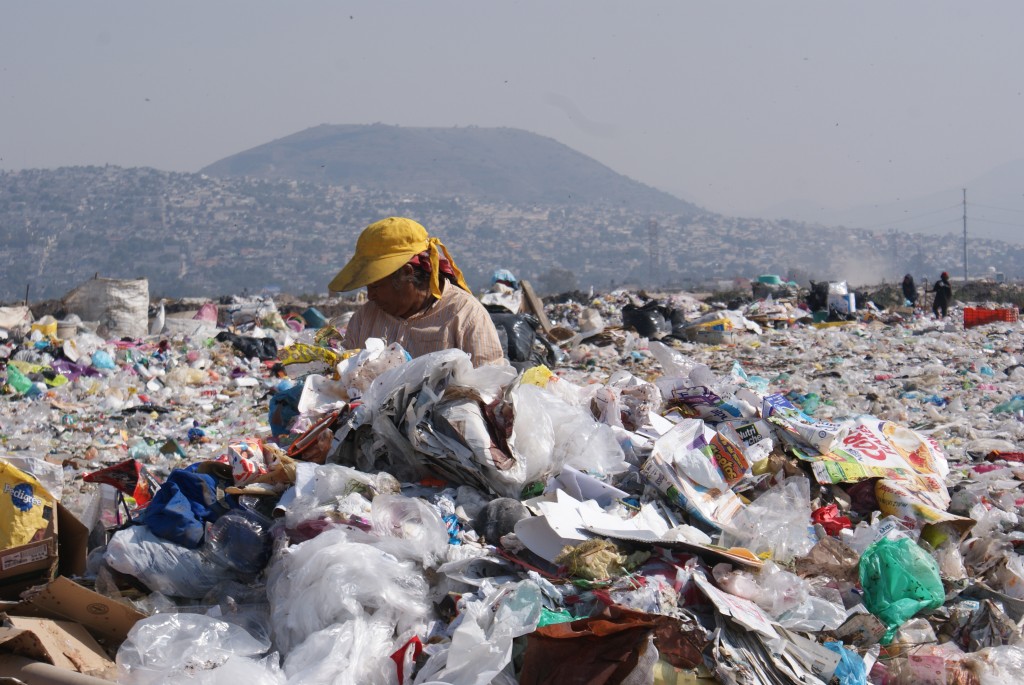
[
  {"x1": 5, "y1": 365, "x2": 35, "y2": 395},
  {"x1": 859, "y1": 536, "x2": 944, "y2": 643},
  {"x1": 537, "y1": 606, "x2": 574, "y2": 627}
]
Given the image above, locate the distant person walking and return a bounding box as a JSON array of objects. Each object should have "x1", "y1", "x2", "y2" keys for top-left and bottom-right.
[
  {"x1": 932, "y1": 272, "x2": 952, "y2": 319},
  {"x1": 901, "y1": 274, "x2": 918, "y2": 307}
]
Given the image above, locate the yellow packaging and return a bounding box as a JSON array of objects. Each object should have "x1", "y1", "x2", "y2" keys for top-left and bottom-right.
[
  {"x1": 30, "y1": 320, "x2": 58, "y2": 338},
  {"x1": 0, "y1": 462, "x2": 55, "y2": 550},
  {"x1": 277, "y1": 342, "x2": 344, "y2": 368},
  {"x1": 521, "y1": 365, "x2": 555, "y2": 388}
]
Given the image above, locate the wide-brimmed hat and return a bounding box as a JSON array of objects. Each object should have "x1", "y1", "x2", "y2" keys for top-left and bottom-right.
[{"x1": 328, "y1": 217, "x2": 467, "y2": 298}]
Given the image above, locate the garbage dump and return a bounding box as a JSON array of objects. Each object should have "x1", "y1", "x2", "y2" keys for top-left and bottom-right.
[{"x1": 2, "y1": 285, "x2": 1024, "y2": 683}]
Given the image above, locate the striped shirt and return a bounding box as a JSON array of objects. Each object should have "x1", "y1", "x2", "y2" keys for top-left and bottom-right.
[{"x1": 342, "y1": 284, "x2": 505, "y2": 367}]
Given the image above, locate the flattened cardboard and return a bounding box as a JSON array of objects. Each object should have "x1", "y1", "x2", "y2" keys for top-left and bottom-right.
[
  {"x1": 519, "y1": 280, "x2": 552, "y2": 334},
  {"x1": 0, "y1": 653, "x2": 114, "y2": 684},
  {"x1": 0, "y1": 614, "x2": 114, "y2": 677},
  {"x1": 11, "y1": 577, "x2": 144, "y2": 647},
  {"x1": 0, "y1": 503, "x2": 88, "y2": 601}
]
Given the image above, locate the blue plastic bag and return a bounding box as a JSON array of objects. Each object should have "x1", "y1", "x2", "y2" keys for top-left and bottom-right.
[{"x1": 824, "y1": 641, "x2": 867, "y2": 685}]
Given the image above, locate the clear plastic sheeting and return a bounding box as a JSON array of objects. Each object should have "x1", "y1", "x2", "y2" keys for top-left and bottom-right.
[{"x1": 413, "y1": 580, "x2": 544, "y2": 685}]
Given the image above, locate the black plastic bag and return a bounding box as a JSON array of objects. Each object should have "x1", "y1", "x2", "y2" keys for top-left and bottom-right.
[
  {"x1": 215, "y1": 331, "x2": 278, "y2": 361},
  {"x1": 489, "y1": 312, "x2": 539, "y2": 362},
  {"x1": 807, "y1": 281, "x2": 831, "y2": 312},
  {"x1": 622, "y1": 301, "x2": 671, "y2": 338}
]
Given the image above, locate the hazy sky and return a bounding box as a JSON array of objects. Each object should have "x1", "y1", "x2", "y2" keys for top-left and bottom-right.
[{"x1": 4, "y1": 2, "x2": 1024, "y2": 220}]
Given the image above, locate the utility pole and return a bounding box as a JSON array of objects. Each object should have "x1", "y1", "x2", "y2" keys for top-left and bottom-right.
[
  {"x1": 647, "y1": 219, "x2": 660, "y2": 287},
  {"x1": 963, "y1": 188, "x2": 968, "y2": 283}
]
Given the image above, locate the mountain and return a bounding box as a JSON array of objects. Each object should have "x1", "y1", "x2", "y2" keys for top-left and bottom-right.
[
  {"x1": 200, "y1": 124, "x2": 698, "y2": 214},
  {"x1": 755, "y1": 159, "x2": 1024, "y2": 243}
]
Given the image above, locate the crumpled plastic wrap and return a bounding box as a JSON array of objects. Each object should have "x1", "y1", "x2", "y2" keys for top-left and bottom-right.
[
  {"x1": 266, "y1": 526, "x2": 430, "y2": 654},
  {"x1": 719, "y1": 476, "x2": 816, "y2": 563},
  {"x1": 282, "y1": 618, "x2": 397, "y2": 685}
]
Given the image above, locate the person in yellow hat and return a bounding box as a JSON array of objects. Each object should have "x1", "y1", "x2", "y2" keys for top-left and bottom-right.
[{"x1": 329, "y1": 217, "x2": 504, "y2": 367}]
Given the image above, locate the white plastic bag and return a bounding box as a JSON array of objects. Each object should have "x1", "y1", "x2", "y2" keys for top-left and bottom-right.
[
  {"x1": 105, "y1": 525, "x2": 236, "y2": 599},
  {"x1": 283, "y1": 619, "x2": 396, "y2": 685},
  {"x1": 964, "y1": 645, "x2": 1024, "y2": 685},
  {"x1": 414, "y1": 580, "x2": 543, "y2": 685},
  {"x1": 283, "y1": 463, "x2": 400, "y2": 528},
  {"x1": 267, "y1": 527, "x2": 430, "y2": 653},
  {"x1": 507, "y1": 383, "x2": 627, "y2": 480},
  {"x1": 370, "y1": 493, "x2": 450, "y2": 568},
  {"x1": 117, "y1": 613, "x2": 277, "y2": 685}
]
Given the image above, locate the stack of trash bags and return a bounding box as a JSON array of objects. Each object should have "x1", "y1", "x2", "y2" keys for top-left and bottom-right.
[{"x1": 7, "y1": 292, "x2": 1024, "y2": 684}]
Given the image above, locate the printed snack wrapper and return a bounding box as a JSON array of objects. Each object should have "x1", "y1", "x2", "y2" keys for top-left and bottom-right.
[
  {"x1": 227, "y1": 438, "x2": 267, "y2": 486},
  {"x1": 0, "y1": 461, "x2": 55, "y2": 550},
  {"x1": 875, "y1": 478, "x2": 975, "y2": 545},
  {"x1": 641, "y1": 452, "x2": 744, "y2": 529}
]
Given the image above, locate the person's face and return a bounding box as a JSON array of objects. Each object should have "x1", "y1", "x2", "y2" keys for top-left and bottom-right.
[{"x1": 366, "y1": 265, "x2": 419, "y2": 318}]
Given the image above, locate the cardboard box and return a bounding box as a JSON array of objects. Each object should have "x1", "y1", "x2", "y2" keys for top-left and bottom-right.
[
  {"x1": 7, "y1": 576, "x2": 145, "y2": 648},
  {"x1": 0, "y1": 614, "x2": 115, "y2": 678},
  {"x1": 0, "y1": 503, "x2": 88, "y2": 601},
  {"x1": 684, "y1": 328, "x2": 737, "y2": 345}
]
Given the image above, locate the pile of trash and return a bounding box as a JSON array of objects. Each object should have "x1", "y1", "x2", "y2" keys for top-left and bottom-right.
[{"x1": 2, "y1": 283, "x2": 1024, "y2": 684}]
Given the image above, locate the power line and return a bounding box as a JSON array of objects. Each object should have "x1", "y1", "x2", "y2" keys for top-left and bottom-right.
[
  {"x1": 858, "y1": 203, "x2": 962, "y2": 229},
  {"x1": 903, "y1": 218, "x2": 961, "y2": 231},
  {"x1": 970, "y1": 216, "x2": 1024, "y2": 228},
  {"x1": 970, "y1": 202, "x2": 1024, "y2": 214}
]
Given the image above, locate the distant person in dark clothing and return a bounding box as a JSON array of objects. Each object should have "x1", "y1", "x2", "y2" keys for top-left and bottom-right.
[
  {"x1": 932, "y1": 272, "x2": 952, "y2": 318},
  {"x1": 901, "y1": 274, "x2": 918, "y2": 306}
]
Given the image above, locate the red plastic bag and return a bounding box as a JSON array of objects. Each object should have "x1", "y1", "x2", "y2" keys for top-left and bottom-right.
[{"x1": 811, "y1": 503, "x2": 852, "y2": 536}]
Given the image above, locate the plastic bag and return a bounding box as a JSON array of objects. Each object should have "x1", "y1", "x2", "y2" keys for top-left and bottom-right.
[
  {"x1": 204, "y1": 508, "x2": 273, "y2": 575},
  {"x1": 621, "y1": 301, "x2": 670, "y2": 338},
  {"x1": 995, "y1": 553, "x2": 1024, "y2": 599},
  {"x1": 370, "y1": 493, "x2": 450, "y2": 568},
  {"x1": 713, "y1": 562, "x2": 846, "y2": 632},
  {"x1": 414, "y1": 580, "x2": 543, "y2": 685},
  {"x1": 859, "y1": 536, "x2": 945, "y2": 643},
  {"x1": 794, "y1": 537, "x2": 860, "y2": 583},
  {"x1": 283, "y1": 618, "x2": 396, "y2": 685},
  {"x1": 489, "y1": 312, "x2": 539, "y2": 363},
  {"x1": 964, "y1": 645, "x2": 1024, "y2": 685},
  {"x1": 267, "y1": 527, "x2": 430, "y2": 653},
  {"x1": 823, "y1": 641, "x2": 867, "y2": 685},
  {"x1": 719, "y1": 476, "x2": 815, "y2": 563},
  {"x1": 282, "y1": 463, "x2": 400, "y2": 528},
  {"x1": 648, "y1": 341, "x2": 700, "y2": 379},
  {"x1": 105, "y1": 524, "x2": 237, "y2": 599},
  {"x1": 506, "y1": 383, "x2": 627, "y2": 481},
  {"x1": 117, "y1": 613, "x2": 275, "y2": 685}
]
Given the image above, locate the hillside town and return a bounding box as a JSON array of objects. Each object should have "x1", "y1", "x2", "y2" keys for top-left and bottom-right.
[{"x1": 2, "y1": 166, "x2": 1022, "y2": 303}]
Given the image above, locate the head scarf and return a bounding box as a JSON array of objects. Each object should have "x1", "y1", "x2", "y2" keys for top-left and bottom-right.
[{"x1": 328, "y1": 217, "x2": 469, "y2": 298}]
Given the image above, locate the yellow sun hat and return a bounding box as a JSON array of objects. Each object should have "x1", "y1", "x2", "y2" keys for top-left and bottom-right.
[{"x1": 328, "y1": 217, "x2": 468, "y2": 298}]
